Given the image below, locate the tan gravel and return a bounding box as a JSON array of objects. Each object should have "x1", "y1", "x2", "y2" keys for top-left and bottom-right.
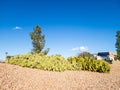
[{"x1": 0, "y1": 61, "x2": 120, "y2": 90}]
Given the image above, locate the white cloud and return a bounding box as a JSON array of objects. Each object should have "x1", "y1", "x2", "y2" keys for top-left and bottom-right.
[
  {"x1": 13, "y1": 26, "x2": 22, "y2": 30},
  {"x1": 72, "y1": 46, "x2": 88, "y2": 51},
  {"x1": 72, "y1": 47, "x2": 80, "y2": 51},
  {"x1": 80, "y1": 46, "x2": 88, "y2": 51}
]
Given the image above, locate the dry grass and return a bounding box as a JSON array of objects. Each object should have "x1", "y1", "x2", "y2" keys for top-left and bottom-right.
[{"x1": 0, "y1": 61, "x2": 120, "y2": 90}]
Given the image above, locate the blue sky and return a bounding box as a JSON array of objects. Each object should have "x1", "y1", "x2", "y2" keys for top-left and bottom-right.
[{"x1": 0, "y1": 0, "x2": 120, "y2": 60}]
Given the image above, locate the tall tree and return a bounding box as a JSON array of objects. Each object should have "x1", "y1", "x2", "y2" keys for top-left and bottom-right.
[
  {"x1": 30, "y1": 25, "x2": 46, "y2": 54},
  {"x1": 115, "y1": 30, "x2": 120, "y2": 60}
]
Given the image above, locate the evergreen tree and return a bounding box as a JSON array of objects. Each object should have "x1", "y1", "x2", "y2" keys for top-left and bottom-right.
[
  {"x1": 30, "y1": 25, "x2": 46, "y2": 54},
  {"x1": 115, "y1": 30, "x2": 120, "y2": 60},
  {"x1": 40, "y1": 48, "x2": 50, "y2": 56}
]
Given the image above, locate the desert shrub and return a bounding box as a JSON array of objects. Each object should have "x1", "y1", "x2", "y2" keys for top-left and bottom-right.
[
  {"x1": 5, "y1": 54, "x2": 110, "y2": 73},
  {"x1": 67, "y1": 56, "x2": 83, "y2": 70},
  {"x1": 94, "y1": 60, "x2": 110, "y2": 73},
  {"x1": 5, "y1": 54, "x2": 73, "y2": 72},
  {"x1": 67, "y1": 56, "x2": 110, "y2": 73}
]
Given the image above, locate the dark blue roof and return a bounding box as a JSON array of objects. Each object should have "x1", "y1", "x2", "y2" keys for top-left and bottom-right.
[{"x1": 98, "y1": 52, "x2": 109, "y2": 56}]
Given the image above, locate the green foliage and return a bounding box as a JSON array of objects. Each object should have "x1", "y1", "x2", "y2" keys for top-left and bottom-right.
[
  {"x1": 5, "y1": 54, "x2": 110, "y2": 73},
  {"x1": 78, "y1": 52, "x2": 94, "y2": 60},
  {"x1": 5, "y1": 54, "x2": 73, "y2": 72},
  {"x1": 67, "y1": 56, "x2": 110, "y2": 73},
  {"x1": 116, "y1": 30, "x2": 120, "y2": 60},
  {"x1": 40, "y1": 48, "x2": 50, "y2": 56},
  {"x1": 6, "y1": 56, "x2": 13, "y2": 59},
  {"x1": 30, "y1": 25, "x2": 49, "y2": 55}
]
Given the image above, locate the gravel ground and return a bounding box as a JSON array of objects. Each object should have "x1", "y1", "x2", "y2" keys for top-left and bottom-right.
[{"x1": 0, "y1": 61, "x2": 120, "y2": 90}]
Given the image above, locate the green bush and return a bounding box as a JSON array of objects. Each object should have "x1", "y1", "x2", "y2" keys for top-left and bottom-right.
[
  {"x1": 5, "y1": 54, "x2": 110, "y2": 73},
  {"x1": 67, "y1": 56, "x2": 110, "y2": 73},
  {"x1": 5, "y1": 54, "x2": 73, "y2": 72}
]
